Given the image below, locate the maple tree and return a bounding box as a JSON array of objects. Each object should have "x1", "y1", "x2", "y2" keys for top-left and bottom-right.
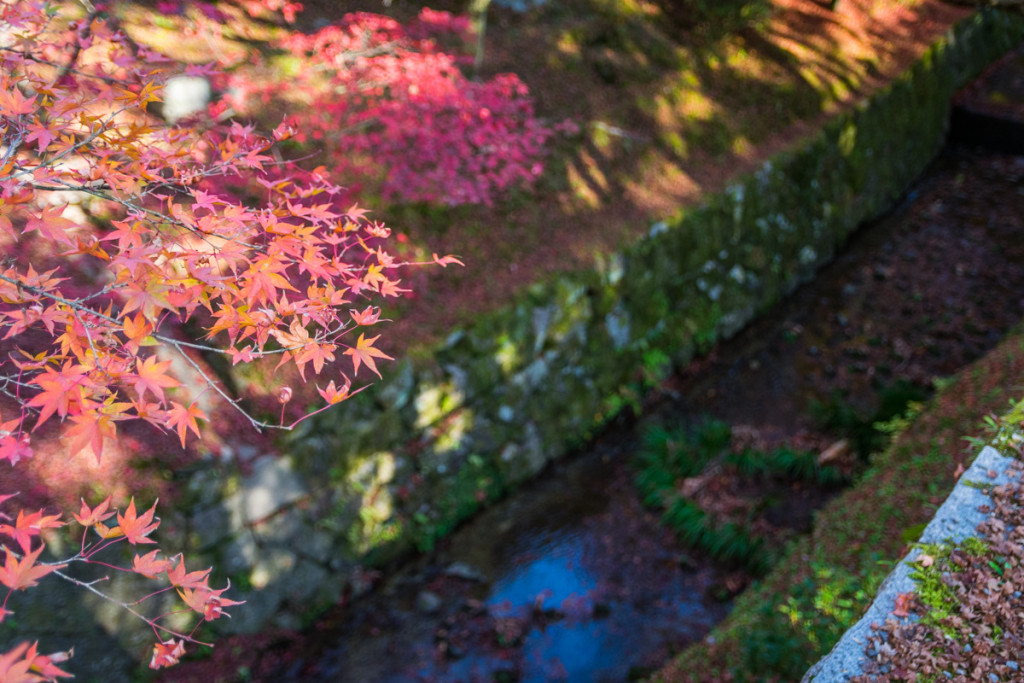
[{"x1": 0, "y1": 1, "x2": 465, "y2": 678}]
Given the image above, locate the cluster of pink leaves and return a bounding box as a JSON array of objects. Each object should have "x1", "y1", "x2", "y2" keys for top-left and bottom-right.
[
  {"x1": 1, "y1": 494, "x2": 241, "y2": 677},
  {"x1": 0, "y1": 1, "x2": 455, "y2": 677},
  {"x1": 232, "y1": 8, "x2": 555, "y2": 206}
]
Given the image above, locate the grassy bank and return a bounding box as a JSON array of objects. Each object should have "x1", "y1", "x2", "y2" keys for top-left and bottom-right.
[{"x1": 655, "y1": 326, "x2": 1024, "y2": 682}]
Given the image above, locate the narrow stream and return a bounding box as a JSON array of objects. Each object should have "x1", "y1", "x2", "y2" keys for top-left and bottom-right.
[
  {"x1": 304, "y1": 444, "x2": 729, "y2": 682},
  {"x1": 263, "y1": 147, "x2": 1024, "y2": 682}
]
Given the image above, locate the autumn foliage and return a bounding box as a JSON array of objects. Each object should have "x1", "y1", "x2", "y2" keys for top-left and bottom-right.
[
  {"x1": 0, "y1": 0, "x2": 480, "y2": 678},
  {"x1": 247, "y1": 8, "x2": 556, "y2": 206},
  {"x1": 145, "y1": 1, "x2": 558, "y2": 207}
]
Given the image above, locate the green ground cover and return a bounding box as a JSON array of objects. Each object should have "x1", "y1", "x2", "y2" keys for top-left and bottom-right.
[{"x1": 656, "y1": 327, "x2": 1024, "y2": 682}]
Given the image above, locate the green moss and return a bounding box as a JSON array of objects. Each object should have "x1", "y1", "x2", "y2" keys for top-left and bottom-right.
[
  {"x1": 725, "y1": 447, "x2": 847, "y2": 487},
  {"x1": 405, "y1": 453, "x2": 505, "y2": 552},
  {"x1": 912, "y1": 537, "x2": 991, "y2": 635},
  {"x1": 741, "y1": 562, "x2": 881, "y2": 679},
  {"x1": 634, "y1": 418, "x2": 841, "y2": 574}
]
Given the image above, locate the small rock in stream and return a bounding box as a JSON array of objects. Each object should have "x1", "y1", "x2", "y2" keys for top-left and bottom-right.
[
  {"x1": 416, "y1": 590, "x2": 443, "y2": 614},
  {"x1": 444, "y1": 562, "x2": 487, "y2": 582}
]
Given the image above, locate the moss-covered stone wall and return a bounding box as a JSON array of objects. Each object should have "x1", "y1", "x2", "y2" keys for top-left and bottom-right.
[{"x1": 92, "y1": 8, "x2": 1024, "y2": 649}]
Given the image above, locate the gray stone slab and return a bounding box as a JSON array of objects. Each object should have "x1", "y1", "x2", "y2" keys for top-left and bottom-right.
[
  {"x1": 231, "y1": 455, "x2": 307, "y2": 524},
  {"x1": 803, "y1": 445, "x2": 1016, "y2": 682}
]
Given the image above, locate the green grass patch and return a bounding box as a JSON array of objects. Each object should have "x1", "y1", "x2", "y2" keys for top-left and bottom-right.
[
  {"x1": 911, "y1": 537, "x2": 990, "y2": 635},
  {"x1": 725, "y1": 447, "x2": 847, "y2": 488},
  {"x1": 634, "y1": 417, "x2": 845, "y2": 575}
]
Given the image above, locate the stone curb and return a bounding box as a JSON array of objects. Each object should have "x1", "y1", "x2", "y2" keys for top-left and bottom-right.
[{"x1": 802, "y1": 445, "x2": 1015, "y2": 681}]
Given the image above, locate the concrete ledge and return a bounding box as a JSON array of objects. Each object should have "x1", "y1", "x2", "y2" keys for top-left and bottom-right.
[{"x1": 802, "y1": 445, "x2": 1017, "y2": 681}]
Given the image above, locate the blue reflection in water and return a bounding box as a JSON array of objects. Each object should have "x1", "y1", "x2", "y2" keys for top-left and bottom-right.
[
  {"x1": 330, "y1": 450, "x2": 729, "y2": 683},
  {"x1": 520, "y1": 621, "x2": 608, "y2": 682},
  {"x1": 487, "y1": 532, "x2": 594, "y2": 617}
]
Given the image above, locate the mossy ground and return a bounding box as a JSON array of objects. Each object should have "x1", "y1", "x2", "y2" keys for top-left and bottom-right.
[{"x1": 655, "y1": 328, "x2": 1024, "y2": 682}]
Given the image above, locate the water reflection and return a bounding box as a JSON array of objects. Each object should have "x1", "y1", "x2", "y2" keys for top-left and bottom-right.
[{"x1": 301, "y1": 446, "x2": 729, "y2": 682}]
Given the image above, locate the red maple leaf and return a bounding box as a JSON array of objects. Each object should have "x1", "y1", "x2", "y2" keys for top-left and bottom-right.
[
  {"x1": 166, "y1": 557, "x2": 211, "y2": 590},
  {"x1": 24, "y1": 120, "x2": 58, "y2": 154},
  {"x1": 892, "y1": 592, "x2": 913, "y2": 618},
  {"x1": 343, "y1": 333, "x2": 392, "y2": 378},
  {"x1": 116, "y1": 498, "x2": 159, "y2": 545},
  {"x1": 130, "y1": 356, "x2": 180, "y2": 403},
  {"x1": 23, "y1": 642, "x2": 73, "y2": 681},
  {"x1": 0, "y1": 87, "x2": 37, "y2": 116},
  {"x1": 24, "y1": 205, "x2": 78, "y2": 246},
  {"x1": 0, "y1": 641, "x2": 72, "y2": 681},
  {"x1": 149, "y1": 639, "x2": 186, "y2": 670},
  {"x1": 122, "y1": 314, "x2": 154, "y2": 355},
  {"x1": 317, "y1": 377, "x2": 351, "y2": 405},
  {"x1": 349, "y1": 306, "x2": 381, "y2": 326},
  {"x1": 177, "y1": 580, "x2": 243, "y2": 621},
  {"x1": 167, "y1": 402, "x2": 206, "y2": 447},
  {"x1": 26, "y1": 364, "x2": 89, "y2": 428},
  {"x1": 0, "y1": 545, "x2": 65, "y2": 591},
  {"x1": 132, "y1": 550, "x2": 172, "y2": 579},
  {"x1": 73, "y1": 496, "x2": 114, "y2": 528},
  {"x1": 432, "y1": 252, "x2": 464, "y2": 268},
  {"x1": 294, "y1": 342, "x2": 335, "y2": 379},
  {"x1": 0, "y1": 508, "x2": 64, "y2": 553},
  {"x1": 227, "y1": 345, "x2": 257, "y2": 366},
  {"x1": 0, "y1": 433, "x2": 33, "y2": 466},
  {"x1": 66, "y1": 407, "x2": 126, "y2": 460}
]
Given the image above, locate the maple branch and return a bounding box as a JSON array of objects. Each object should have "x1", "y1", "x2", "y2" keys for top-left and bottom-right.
[
  {"x1": 69, "y1": 307, "x2": 114, "y2": 384},
  {"x1": 12, "y1": 106, "x2": 134, "y2": 180},
  {"x1": 50, "y1": 567, "x2": 213, "y2": 647},
  {"x1": 0, "y1": 46, "x2": 130, "y2": 87},
  {"x1": 283, "y1": 383, "x2": 369, "y2": 429},
  {"x1": 67, "y1": 556, "x2": 133, "y2": 575},
  {"x1": 127, "y1": 585, "x2": 177, "y2": 607},
  {"x1": 0, "y1": 273, "x2": 223, "y2": 357},
  {"x1": 79, "y1": 283, "x2": 123, "y2": 303},
  {"x1": 0, "y1": 272, "x2": 119, "y2": 326},
  {"x1": 0, "y1": 373, "x2": 35, "y2": 393},
  {"x1": 155, "y1": 336, "x2": 227, "y2": 355},
  {"x1": 37, "y1": 177, "x2": 265, "y2": 254},
  {"x1": 0, "y1": 270, "x2": 345, "y2": 365},
  {"x1": 159, "y1": 337, "x2": 277, "y2": 431},
  {"x1": 0, "y1": 131, "x2": 23, "y2": 169}
]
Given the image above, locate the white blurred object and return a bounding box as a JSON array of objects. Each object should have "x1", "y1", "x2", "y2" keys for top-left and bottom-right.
[{"x1": 161, "y1": 76, "x2": 212, "y2": 123}]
